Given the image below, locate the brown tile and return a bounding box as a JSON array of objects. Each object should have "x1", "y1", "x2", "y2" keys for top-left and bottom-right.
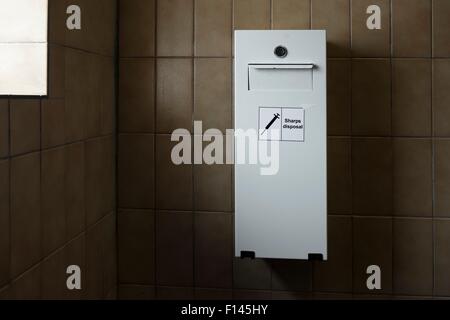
[
  {"x1": 194, "y1": 59, "x2": 232, "y2": 132},
  {"x1": 314, "y1": 216, "x2": 352, "y2": 292},
  {"x1": 433, "y1": 0, "x2": 450, "y2": 57},
  {"x1": 10, "y1": 99, "x2": 40, "y2": 156},
  {"x1": 327, "y1": 59, "x2": 351, "y2": 135},
  {"x1": 84, "y1": 213, "x2": 116, "y2": 300},
  {"x1": 0, "y1": 286, "x2": 10, "y2": 299},
  {"x1": 42, "y1": 147, "x2": 66, "y2": 256},
  {"x1": 89, "y1": 0, "x2": 117, "y2": 56},
  {"x1": 392, "y1": 0, "x2": 431, "y2": 57},
  {"x1": 194, "y1": 212, "x2": 232, "y2": 288},
  {"x1": 65, "y1": 0, "x2": 116, "y2": 56},
  {"x1": 0, "y1": 160, "x2": 9, "y2": 287},
  {"x1": 194, "y1": 139, "x2": 232, "y2": 212},
  {"x1": 434, "y1": 219, "x2": 450, "y2": 296},
  {"x1": 102, "y1": 213, "x2": 117, "y2": 298},
  {"x1": 272, "y1": 0, "x2": 310, "y2": 29},
  {"x1": 156, "y1": 59, "x2": 193, "y2": 133},
  {"x1": 233, "y1": 258, "x2": 271, "y2": 290},
  {"x1": 351, "y1": 0, "x2": 390, "y2": 57},
  {"x1": 233, "y1": 289, "x2": 272, "y2": 300},
  {"x1": 118, "y1": 134, "x2": 155, "y2": 208},
  {"x1": 271, "y1": 260, "x2": 312, "y2": 292},
  {"x1": 48, "y1": 44, "x2": 65, "y2": 99},
  {"x1": 272, "y1": 291, "x2": 312, "y2": 300},
  {"x1": 85, "y1": 219, "x2": 104, "y2": 299},
  {"x1": 0, "y1": 100, "x2": 8, "y2": 158},
  {"x1": 119, "y1": 58, "x2": 155, "y2": 133},
  {"x1": 353, "y1": 217, "x2": 393, "y2": 294},
  {"x1": 84, "y1": 54, "x2": 102, "y2": 139},
  {"x1": 155, "y1": 135, "x2": 193, "y2": 210},
  {"x1": 65, "y1": 234, "x2": 86, "y2": 300},
  {"x1": 119, "y1": 0, "x2": 155, "y2": 57},
  {"x1": 85, "y1": 137, "x2": 115, "y2": 226},
  {"x1": 233, "y1": 0, "x2": 271, "y2": 30},
  {"x1": 433, "y1": 59, "x2": 450, "y2": 136},
  {"x1": 157, "y1": 286, "x2": 194, "y2": 300},
  {"x1": 195, "y1": 288, "x2": 233, "y2": 300},
  {"x1": 98, "y1": 57, "x2": 115, "y2": 136},
  {"x1": 10, "y1": 153, "x2": 41, "y2": 278},
  {"x1": 435, "y1": 139, "x2": 450, "y2": 217},
  {"x1": 313, "y1": 292, "x2": 353, "y2": 300},
  {"x1": 195, "y1": 0, "x2": 232, "y2": 57},
  {"x1": 327, "y1": 138, "x2": 352, "y2": 214},
  {"x1": 41, "y1": 248, "x2": 66, "y2": 300},
  {"x1": 157, "y1": 0, "x2": 193, "y2": 56},
  {"x1": 42, "y1": 99, "x2": 65, "y2": 149},
  {"x1": 65, "y1": 142, "x2": 85, "y2": 239},
  {"x1": 10, "y1": 265, "x2": 41, "y2": 300},
  {"x1": 353, "y1": 293, "x2": 393, "y2": 300},
  {"x1": 311, "y1": 0, "x2": 350, "y2": 57},
  {"x1": 156, "y1": 211, "x2": 193, "y2": 286},
  {"x1": 393, "y1": 218, "x2": 433, "y2": 295},
  {"x1": 48, "y1": 0, "x2": 66, "y2": 45},
  {"x1": 119, "y1": 285, "x2": 156, "y2": 300},
  {"x1": 118, "y1": 210, "x2": 155, "y2": 285},
  {"x1": 392, "y1": 59, "x2": 431, "y2": 136},
  {"x1": 62, "y1": 0, "x2": 88, "y2": 50},
  {"x1": 65, "y1": 49, "x2": 87, "y2": 143},
  {"x1": 352, "y1": 138, "x2": 393, "y2": 216},
  {"x1": 352, "y1": 59, "x2": 391, "y2": 136},
  {"x1": 392, "y1": 295, "x2": 433, "y2": 300},
  {"x1": 105, "y1": 288, "x2": 117, "y2": 300},
  {"x1": 393, "y1": 138, "x2": 432, "y2": 217}
]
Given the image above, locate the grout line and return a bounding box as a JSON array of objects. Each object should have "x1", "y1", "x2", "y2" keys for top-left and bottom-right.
[
  {"x1": 231, "y1": 0, "x2": 236, "y2": 293},
  {"x1": 430, "y1": 0, "x2": 436, "y2": 295},
  {"x1": 270, "y1": 0, "x2": 273, "y2": 29},
  {"x1": 114, "y1": 0, "x2": 120, "y2": 295},
  {"x1": 48, "y1": 42, "x2": 115, "y2": 58},
  {"x1": 6, "y1": 98, "x2": 11, "y2": 291},
  {"x1": 153, "y1": 0, "x2": 158, "y2": 290},
  {"x1": 39, "y1": 97, "x2": 43, "y2": 299},
  {"x1": 389, "y1": 0, "x2": 395, "y2": 296},
  {"x1": 349, "y1": 0, "x2": 355, "y2": 291},
  {"x1": 344, "y1": 1, "x2": 355, "y2": 288},
  {"x1": 120, "y1": 55, "x2": 232, "y2": 59},
  {"x1": 350, "y1": 0, "x2": 352, "y2": 56},
  {"x1": 192, "y1": 0, "x2": 196, "y2": 290}
]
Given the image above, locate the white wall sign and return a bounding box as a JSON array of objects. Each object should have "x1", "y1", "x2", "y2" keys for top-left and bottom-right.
[
  {"x1": 259, "y1": 107, "x2": 305, "y2": 142},
  {"x1": 0, "y1": 0, "x2": 48, "y2": 96}
]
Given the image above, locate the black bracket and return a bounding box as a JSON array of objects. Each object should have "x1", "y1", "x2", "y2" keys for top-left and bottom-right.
[
  {"x1": 240, "y1": 251, "x2": 255, "y2": 259},
  {"x1": 308, "y1": 253, "x2": 323, "y2": 261}
]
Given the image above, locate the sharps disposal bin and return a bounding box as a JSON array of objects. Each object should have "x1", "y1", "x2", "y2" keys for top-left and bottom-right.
[{"x1": 234, "y1": 30, "x2": 327, "y2": 260}]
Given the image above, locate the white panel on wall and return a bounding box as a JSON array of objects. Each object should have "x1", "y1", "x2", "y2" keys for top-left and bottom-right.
[
  {"x1": 234, "y1": 31, "x2": 327, "y2": 260},
  {"x1": 0, "y1": 0, "x2": 48, "y2": 96}
]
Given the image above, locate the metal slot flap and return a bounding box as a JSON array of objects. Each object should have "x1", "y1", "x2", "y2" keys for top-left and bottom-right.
[{"x1": 248, "y1": 64, "x2": 314, "y2": 91}]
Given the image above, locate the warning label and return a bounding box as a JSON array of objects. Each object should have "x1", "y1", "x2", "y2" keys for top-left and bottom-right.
[{"x1": 259, "y1": 107, "x2": 304, "y2": 142}]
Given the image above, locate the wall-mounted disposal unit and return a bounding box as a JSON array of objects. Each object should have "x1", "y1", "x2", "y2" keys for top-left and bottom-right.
[{"x1": 234, "y1": 30, "x2": 327, "y2": 260}]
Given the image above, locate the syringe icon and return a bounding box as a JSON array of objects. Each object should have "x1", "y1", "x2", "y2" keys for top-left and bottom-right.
[{"x1": 261, "y1": 113, "x2": 281, "y2": 135}]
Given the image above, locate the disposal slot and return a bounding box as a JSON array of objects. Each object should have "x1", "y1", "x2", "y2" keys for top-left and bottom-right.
[{"x1": 248, "y1": 64, "x2": 314, "y2": 91}]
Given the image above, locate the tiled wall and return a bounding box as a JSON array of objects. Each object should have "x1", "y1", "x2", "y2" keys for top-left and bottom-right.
[
  {"x1": 118, "y1": 0, "x2": 450, "y2": 300},
  {"x1": 0, "y1": 0, "x2": 117, "y2": 299}
]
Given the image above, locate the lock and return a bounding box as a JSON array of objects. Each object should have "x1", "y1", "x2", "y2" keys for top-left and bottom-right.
[{"x1": 274, "y1": 45, "x2": 288, "y2": 58}]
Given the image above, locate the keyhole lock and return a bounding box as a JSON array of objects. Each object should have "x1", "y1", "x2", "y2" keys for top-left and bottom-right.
[{"x1": 274, "y1": 45, "x2": 288, "y2": 58}]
